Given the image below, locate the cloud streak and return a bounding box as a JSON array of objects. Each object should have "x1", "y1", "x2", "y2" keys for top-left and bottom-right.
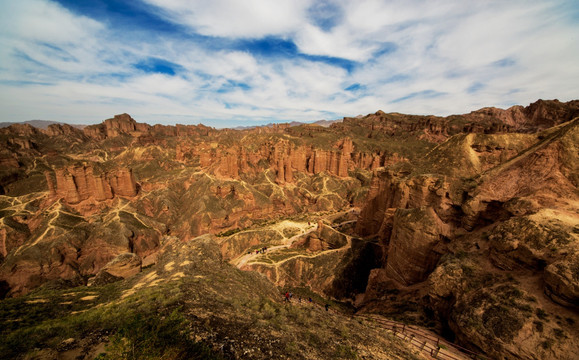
[{"x1": 0, "y1": 0, "x2": 577, "y2": 127}]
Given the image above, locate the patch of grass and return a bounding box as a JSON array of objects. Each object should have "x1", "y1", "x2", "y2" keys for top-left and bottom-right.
[
  {"x1": 97, "y1": 310, "x2": 221, "y2": 360},
  {"x1": 0, "y1": 275, "x2": 209, "y2": 359},
  {"x1": 516, "y1": 303, "x2": 533, "y2": 313},
  {"x1": 216, "y1": 228, "x2": 242, "y2": 237},
  {"x1": 482, "y1": 305, "x2": 523, "y2": 342},
  {"x1": 461, "y1": 264, "x2": 475, "y2": 277},
  {"x1": 333, "y1": 344, "x2": 359, "y2": 359}
]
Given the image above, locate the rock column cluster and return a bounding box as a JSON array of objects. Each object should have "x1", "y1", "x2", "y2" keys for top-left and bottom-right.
[{"x1": 46, "y1": 166, "x2": 137, "y2": 204}]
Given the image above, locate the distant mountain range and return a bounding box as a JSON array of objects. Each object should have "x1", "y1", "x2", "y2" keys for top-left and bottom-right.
[
  {"x1": 230, "y1": 118, "x2": 343, "y2": 130},
  {"x1": 1, "y1": 119, "x2": 340, "y2": 131},
  {"x1": 0, "y1": 120, "x2": 86, "y2": 130}
]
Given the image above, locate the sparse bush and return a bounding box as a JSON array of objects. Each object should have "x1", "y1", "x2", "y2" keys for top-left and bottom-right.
[
  {"x1": 536, "y1": 308, "x2": 548, "y2": 320},
  {"x1": 333, "y1": 344, "x2": 359, "y2": 359},
  {"x1": 541, "y1": 338, "x2": 554, "y2": 349},
  {"x1": 525, "y1": 295, "x2": 537, "y2": 303},
  {"x1": 482, "y1": 305, "x2": 523, "y2": 341},
  {"x1": 533, "y1": 320, "x2": 544, "y2": 332},
  {"x1": 553, "y1": 328, "x2": 566, "y2": 339},
  {"x1": 259, "y1": 300, "x2": 280, "y2": 321}
]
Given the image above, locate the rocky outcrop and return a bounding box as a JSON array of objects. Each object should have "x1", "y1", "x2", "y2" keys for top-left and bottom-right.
[
  {"x1": 544, "y1": 256, "x2": 579, "y2": 307},
  {"x1": 468, "y1": 99, "x2": 579, "y2": 132},
  {"x1": 291, "y1": 221, "x2": 348, "y2": 252},
  {"x1": 44, "y1": 123, "x2": 84, "y2": 137},
  {"x1": 0, "y1": 123, "x2": 40, "y2": 137},
  {"x1": 356, "y1": 170, "x2": 455, "y2": 237},
  {"x1": 51, "y1": 165, "x2": 136, "y2": 204},
  {"x1": 0, "y1": 154, "x2": 19, "y2": 169},
  {"x1": 354, "y1": 112, "x2": 579, "y2": 360},
  {"x1": 177, "y1": 137, "x2": 364, "y2": 183},
  {"x1": 108, "y1": 168, "x2": 137, "y2": 197},
  {"x1": 385, "y1": 207, "x2": 449, "y2": 285},
  {"x1": 334, "y1": 99, "x2": 579, "y2": 145},
  {"x1": 83, "y1": 113, "x2": 150, "y2": 140},
  {"x1": 88, "y1": 252, "x2": 142, "y2": 286}
]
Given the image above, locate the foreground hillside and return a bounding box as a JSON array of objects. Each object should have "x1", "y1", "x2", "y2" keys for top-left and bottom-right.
[
  {"x1": 0, "y1": 235, "x2": 423, "y2": 360},
  {"x1": 0, "y1": 99, "x2": 578, "y2": 359}
]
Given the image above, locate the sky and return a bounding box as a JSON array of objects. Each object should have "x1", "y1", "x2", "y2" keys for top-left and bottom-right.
[{"x1": 0, "y1": 0, "x2": 578, "y2": 128}]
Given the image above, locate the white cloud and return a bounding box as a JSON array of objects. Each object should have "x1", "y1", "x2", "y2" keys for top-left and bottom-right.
[
  {"x1": 142, "y1": 0, "x2": 310, "y2": 38},
  {"x1": 0, "y1": 0, "x2": 577, "y2": 127},
  {"x1": 0, "y1": 0, "x2": 103, "y2": 43}
]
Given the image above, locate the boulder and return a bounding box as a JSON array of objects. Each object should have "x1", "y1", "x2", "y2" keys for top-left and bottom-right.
[{"x1": 544, "y1": 255, "x2": 579, "y2": 308}]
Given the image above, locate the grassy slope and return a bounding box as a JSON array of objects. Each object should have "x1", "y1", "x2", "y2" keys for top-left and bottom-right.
[{"x1": 0, "y1": 235, "x2": 422, "y2": 360}]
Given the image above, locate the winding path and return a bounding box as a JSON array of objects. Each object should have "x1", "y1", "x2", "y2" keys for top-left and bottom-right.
[{"x1": 234, "y1": 224, "x2": 317, "y2": 268}]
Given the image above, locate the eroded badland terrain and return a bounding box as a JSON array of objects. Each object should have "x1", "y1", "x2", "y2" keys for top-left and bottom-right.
[{"x1": 0, "y1": 99, "x2": 578, "y2": 360}]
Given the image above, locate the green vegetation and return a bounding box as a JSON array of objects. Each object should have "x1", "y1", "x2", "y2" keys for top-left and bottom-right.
[
  {"x1": 482, "y1": 305, "x2": 523, "y2": 342},
  {"x1": 0, "y1": 275, "x2": 217, "y2": 360},
  {"x1": 96, "y1": 311, "x2": 220, "y2": 360},
  {"x1": 536, "y1": 308, "x2": 548, "y2": 320},
  {"x1": 216, "y1": 228, "x2": 242, "y2": 237},
  {"x1": 552, "y1": 328, "x2": 566, "y2": 339}
]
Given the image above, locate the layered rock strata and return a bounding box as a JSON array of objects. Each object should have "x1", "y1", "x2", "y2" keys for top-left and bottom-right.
[{"x1": 48, "y1": 166, "x2": 137, "y2": 204}]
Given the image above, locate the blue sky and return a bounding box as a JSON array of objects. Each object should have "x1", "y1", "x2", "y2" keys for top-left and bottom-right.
[{"x1": 0, "y1": 0, "x2": 577, "y2": 128}]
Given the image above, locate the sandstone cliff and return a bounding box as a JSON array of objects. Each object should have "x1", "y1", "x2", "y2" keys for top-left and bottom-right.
[
  {"x1": 48, "y1": 165, "x2": 137, "y2": 204},
  {"x1": 355, "y1": 117, "x2": 579, "y2": 359}
]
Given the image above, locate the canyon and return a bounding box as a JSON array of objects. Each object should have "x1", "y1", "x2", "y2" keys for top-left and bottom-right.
[{"x1": 0, "y1": 99, "x2": 578, "y2": 359}]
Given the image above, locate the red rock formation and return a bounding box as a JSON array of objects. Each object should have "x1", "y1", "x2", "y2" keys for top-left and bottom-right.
[
  {"x1": 52, "y1": 166, "x2": 136, "y2": 204},
  {"x1": 83, "y1": 113, "x2": 151, "y2": 139},
  {"x1": 216, "y1": 152, "x2": 240, "y2": 179},
  {"x1": 8, "y1": 138, "x2": 34, "y2": 150},
  {"x1": 385, "y1": 207, "x2": 449, "y2": 285},
  {"x1": 43, "y1": 124, "x2": 83, "y2": 137},
  {"x1": 45, "y1": 171, "x2": 56, "y2": 196},
  {"x1": 276, "y1": 158, "x2": 285, "y2": 184},
  {"x1": 0, "y1": 154, "x2": 19, "y2": 169},
  {"x1": 334, "y1": 99, "x2": 579, "y2": 144},
  {"x1": 0, "y1": 124, "x2": 39, "y2": 137},
  {"x1": 109, "y1": 168, "x2": 137, "y2": 197}
]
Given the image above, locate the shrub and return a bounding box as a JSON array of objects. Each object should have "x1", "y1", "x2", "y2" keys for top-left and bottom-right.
[{"x1": 536, "y1": 308, "x2": 548, "y2": 320}]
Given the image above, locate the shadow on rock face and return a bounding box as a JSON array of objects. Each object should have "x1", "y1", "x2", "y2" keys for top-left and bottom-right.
[{"x1": 0, "y1": 280, "x2": 10, "y2": 300}]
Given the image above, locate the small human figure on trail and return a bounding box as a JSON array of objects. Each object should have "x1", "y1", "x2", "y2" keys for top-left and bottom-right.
[
  {"x1": 289, "y1": 292, "x2": 293, "y2": 300},
  {"x1": 325, "y1": 304, "x2": 330, "y2": 311},
  {"x1": 308, "y1": 297, "x2": 312, "y2": 303},
  {"x1": 285, "y1": 292, "x2": 290, "y2": 302},
  {"x1": 298, "y1": 296, "x2": 302, "y2": 303}
]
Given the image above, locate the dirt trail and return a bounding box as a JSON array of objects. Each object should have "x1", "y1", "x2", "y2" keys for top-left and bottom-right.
[
  {"x1": 234, "y1": 223, "x2": 316, "y2": 268},
  {"x1": 234, "y1": 217, "x2": 358, "y2": 282}
]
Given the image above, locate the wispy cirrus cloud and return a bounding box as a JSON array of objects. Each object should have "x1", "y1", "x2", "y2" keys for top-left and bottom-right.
[{"x1": 0, "y1": 0, "x2": 577, "y2": 127}]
